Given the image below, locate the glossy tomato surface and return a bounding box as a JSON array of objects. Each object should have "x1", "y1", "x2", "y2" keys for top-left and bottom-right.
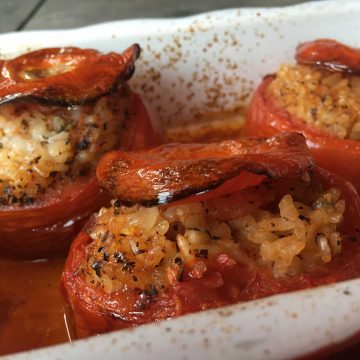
[{"x1": 0, "y1": 45, "x2": 140, "y2": 106}]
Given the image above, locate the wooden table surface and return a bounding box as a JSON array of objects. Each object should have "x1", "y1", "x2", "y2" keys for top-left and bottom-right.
[
  {"x1": 1, "y1": 0, "x2": 310, "y2": 32},
  {"x1": 1, "y1": 0, "x2": 359, "y2": 358}
]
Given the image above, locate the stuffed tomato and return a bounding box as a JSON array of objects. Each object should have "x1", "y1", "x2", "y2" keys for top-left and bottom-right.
[
  {"x1": 61, "y1": 132, "x2": 360, "y2": 337},
  {"x1": 0, "y1": 45, "x2": 160, "y2": 259},
  {"x1": 245, "y1": 39, "x2": 360, "y2": 192}
]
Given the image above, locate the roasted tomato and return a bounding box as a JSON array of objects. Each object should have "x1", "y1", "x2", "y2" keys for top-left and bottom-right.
[
  {"x1": 0, "y1": 45, "x2": 160, "y2": 259},
  {"x1": 61, "y1": 132, "x2": 360, "y2": 337},
  {"x1": 0, "y1": 45, "x2": 140, "y2": 105},
  {"x1": 96, "y1": 132, "x2": 312, "y2": 205},
  {"x1": 245, "y1": 39, "x2": 360, "y2": 193},
  {"x1": 296, "y1": 39, "x2": 360, "y2": 74}
]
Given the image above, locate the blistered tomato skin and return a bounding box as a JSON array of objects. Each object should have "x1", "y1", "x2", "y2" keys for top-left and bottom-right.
[
  {"x1": 296, "y1": 39, "x2": 360, "y2": 75},
  {"x1": 0, "y1": 45, "x2": 140, "y2": 106},
  {"x1": 96, "y1": 132, "x2": 314, "y2": 206},
  {"x1": 244, "y1": 76, "x2": 360, "y2": 193}
]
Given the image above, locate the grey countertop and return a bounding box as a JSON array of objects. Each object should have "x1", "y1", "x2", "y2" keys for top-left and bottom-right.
[{"x1": 2, "y1": 0, "x2": 314, "y2": 33}]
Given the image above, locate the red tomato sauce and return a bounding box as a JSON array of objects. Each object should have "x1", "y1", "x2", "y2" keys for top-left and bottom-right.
[{"x1": 0, "y1": 258, "x2": 73, "y2": 356}]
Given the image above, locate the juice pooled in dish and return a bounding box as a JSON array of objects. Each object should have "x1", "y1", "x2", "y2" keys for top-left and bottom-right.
[
  {"x1": 245, "y1": 39, "x2": 360, "y2": 192},
  {"x1": 61, "y1": 132, "x2": 360, "y2": 337},
  {"x1": 0, "y1": 45, "x2": 159, "y2": 258}
]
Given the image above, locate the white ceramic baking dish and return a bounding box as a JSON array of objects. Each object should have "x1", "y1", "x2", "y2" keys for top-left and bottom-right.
[{"x1": 2, "y1": 0, "x2": 360, "y2": 358}]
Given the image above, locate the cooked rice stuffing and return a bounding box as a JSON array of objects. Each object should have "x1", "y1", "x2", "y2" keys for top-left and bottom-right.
[
  {"x1": 267, "y1": 64, "x2": 360, "y2": 139},
  {"x1": 0, "y1": 87, "x2": 133, "y2": 205},
  {"x1": 83, "y1": 176, "x2": 345, "y2": 293}
]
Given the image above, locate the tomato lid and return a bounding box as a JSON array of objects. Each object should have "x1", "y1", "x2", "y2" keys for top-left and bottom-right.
[
  {"x1": 0, "y1": 44, "x2": 140, "y2": 105},
  {"x1": 97, "y1": 132, "x2": 314, "y2": 206}
]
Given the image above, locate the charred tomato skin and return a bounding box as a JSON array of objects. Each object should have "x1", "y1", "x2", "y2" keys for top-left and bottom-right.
[
  {"x1": 244, "y1": 76, "x2": 360, "y2": 193},
  {"x1": 96, "y1": 132, "x2": 314, "y2": 206},
  {"x1": 0, "y1": 45, "x2": 140, "y2": 106}
]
